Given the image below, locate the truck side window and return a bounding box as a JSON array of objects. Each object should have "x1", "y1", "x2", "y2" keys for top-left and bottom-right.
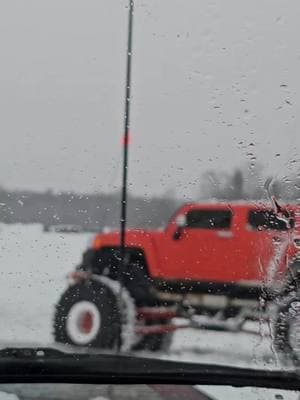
[
  {"x1": 186, "y1": 210, "x2": 232, "y2": 229},
  {"x1": 248, "y1": 210, "x2": 294, "y2": 231}
]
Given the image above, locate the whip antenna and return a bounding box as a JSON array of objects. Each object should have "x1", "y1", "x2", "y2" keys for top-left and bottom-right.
[{"x1": 118, "y1": 0, "x2": 134, "y2": 351}]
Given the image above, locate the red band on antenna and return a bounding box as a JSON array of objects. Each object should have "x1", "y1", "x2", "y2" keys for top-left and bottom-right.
[{"x1": 121, "y1": 133, "x2": 132, "y2": 146}]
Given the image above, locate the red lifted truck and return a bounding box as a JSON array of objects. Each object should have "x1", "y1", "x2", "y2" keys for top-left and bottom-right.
[{"x1": 54, "y1": 202, "x2": 300, "y2": 361}]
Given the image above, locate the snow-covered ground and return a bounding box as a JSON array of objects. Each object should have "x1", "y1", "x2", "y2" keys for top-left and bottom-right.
[
  {"x1": 0, "y1": 224, "x2": 280, "y2": 369},
  {"x1": 0, "y1": 223, "x2": 90, "y2": 345}
]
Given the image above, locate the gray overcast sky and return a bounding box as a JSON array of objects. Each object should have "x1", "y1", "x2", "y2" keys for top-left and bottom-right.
[{"x1": 0, "y1": 0, "x2": 299, "y2": 199}]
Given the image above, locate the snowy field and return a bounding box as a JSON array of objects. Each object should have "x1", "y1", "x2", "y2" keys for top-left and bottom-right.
[{"x1": 0, "y1": 224, "x2": 280, "y2": 370}]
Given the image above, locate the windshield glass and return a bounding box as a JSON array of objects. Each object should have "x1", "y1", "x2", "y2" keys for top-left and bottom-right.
[{"x1": 1, "y1": 0, "x2": 300, "y2": 384}]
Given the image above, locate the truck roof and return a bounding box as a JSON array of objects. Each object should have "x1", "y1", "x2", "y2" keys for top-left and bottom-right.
[{"x1": 181, "y1": 201, "x2": 299, "y2": 210}]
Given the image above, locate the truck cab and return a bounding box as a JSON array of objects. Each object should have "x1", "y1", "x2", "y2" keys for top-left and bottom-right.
[
  {"x1": 154, "y1": 203, "x2": 294, "y2": 284},
  {"x1": 86, "y1": 202, "x2": 298, "y2": 299}
]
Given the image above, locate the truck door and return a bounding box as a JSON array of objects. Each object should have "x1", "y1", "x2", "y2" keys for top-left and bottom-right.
[
  {"x1": 160, "y1": 207, "x2": 237, "y2": 282},
  {"x1": 241, "y1": 209, "x2": 293, "y2": 285}
]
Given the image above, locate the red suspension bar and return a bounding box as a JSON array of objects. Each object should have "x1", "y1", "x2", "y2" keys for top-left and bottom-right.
[{"x1": 136, "y1": 307, "x2": 178, "y2": 321}]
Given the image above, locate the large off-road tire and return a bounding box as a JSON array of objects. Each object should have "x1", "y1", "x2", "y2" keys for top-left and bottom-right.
[
  {"x1": 54, "y1": 276, "x2": 136, "y2": 351},
  {"x1": 273, "y1": 290, "x2": 300, "y2": 366}
]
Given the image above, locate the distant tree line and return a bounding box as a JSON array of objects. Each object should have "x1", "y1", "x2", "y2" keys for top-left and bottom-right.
[
  {"x1": 199, "y1": 163, "x2": 300, "y2": 202},
  {"x1": 0, "y1": 164, "x2": 298, "y2": 231},
  {"x1": 0, "y1": 188, "x2": 180, "y2": 231}
]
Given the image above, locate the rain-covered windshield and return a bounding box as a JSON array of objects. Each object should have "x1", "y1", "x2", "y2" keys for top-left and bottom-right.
[{"x1": 1, "y1": 0, "x2": 300, "y2": 383}]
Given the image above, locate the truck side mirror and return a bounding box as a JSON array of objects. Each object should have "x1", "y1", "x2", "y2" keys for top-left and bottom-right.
[{"x1": 173, "y1": 214, "x2": 186, "y2": 240}]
